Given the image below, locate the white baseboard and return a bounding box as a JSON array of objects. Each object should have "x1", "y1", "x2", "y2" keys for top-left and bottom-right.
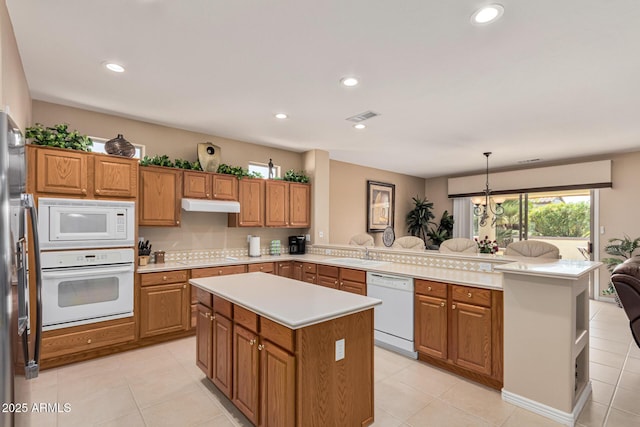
[{"x1": 502, "y1": 382, "x2": 592, "y2": 427}]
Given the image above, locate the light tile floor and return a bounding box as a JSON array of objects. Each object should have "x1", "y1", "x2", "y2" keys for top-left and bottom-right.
[{"x1": 17, "y1": 300, "x2": 640, "y2": 426}]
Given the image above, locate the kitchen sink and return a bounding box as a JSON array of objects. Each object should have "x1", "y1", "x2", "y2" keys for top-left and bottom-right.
[{"x1": 325, "y1": 258, "x2": 389, "y2": 268}]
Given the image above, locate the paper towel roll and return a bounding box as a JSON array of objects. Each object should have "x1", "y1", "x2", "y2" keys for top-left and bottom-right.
[{"x1": 249, "y1": 236, "x2": 261, "y2": 257}]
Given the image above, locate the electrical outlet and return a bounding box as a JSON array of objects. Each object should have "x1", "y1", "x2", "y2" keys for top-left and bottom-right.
[
  {"x1": 305, "y1": 234, "x2": 310, "y2": 241},
  {"x1": 247, "y1": 234, "x2": 252, "y2": 242},
  {"x1": 335, "y1": 339, "x2": 345, "y2": 361},
  {"x1": 319, "y1": 231, "x2": 324, "y2": 238},
  {"x1": 138, "y1": 237, "x2": 144, "y2": 243},
  {"x1": 479, "y1": 263, "x2": 492, "y2": 272}
]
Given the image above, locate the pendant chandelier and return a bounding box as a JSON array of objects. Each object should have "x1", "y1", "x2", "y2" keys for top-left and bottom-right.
[{"x1": 473, "y1": 152, "x2": 504, "y2": 227}]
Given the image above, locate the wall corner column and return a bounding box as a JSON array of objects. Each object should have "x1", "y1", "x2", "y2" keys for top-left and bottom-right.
[{"x1": 303, "y1": 149, "x2": 330, "y2": 244}]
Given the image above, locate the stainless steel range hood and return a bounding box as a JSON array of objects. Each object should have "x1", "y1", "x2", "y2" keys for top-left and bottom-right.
[{"x1": 181, "y1": 198, "x2": 240, "y2": 213}]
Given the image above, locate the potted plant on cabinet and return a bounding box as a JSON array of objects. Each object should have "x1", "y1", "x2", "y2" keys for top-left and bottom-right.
[
  {"x1": 602, "y1": 235, "x2": 640, "y2": 306},
  {"x1": 406, "y1": 197, "x2": 435, "y2": 248},
  {"x1": 427, "y1": 210, "x2": 454, "y2": 248}
]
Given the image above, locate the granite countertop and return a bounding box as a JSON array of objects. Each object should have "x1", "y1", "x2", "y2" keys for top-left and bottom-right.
[
  {"x1": 190, "y1": 272, "x2": 382, "y2": 329},
  {"x1": 138, "y1": 253, "x2": 504, "y2": 290}
]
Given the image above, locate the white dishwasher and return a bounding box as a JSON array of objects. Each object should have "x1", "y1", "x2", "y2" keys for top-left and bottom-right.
[{"x1": 366, "y1": 272, "x2": 417, "y2": 359}]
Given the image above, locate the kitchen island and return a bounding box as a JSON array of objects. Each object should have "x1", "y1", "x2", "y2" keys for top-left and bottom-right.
[{"x1": 190, "y1": 272, "x2": 382, "y2": 427}]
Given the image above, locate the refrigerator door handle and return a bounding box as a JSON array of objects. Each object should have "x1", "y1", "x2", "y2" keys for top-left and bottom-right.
[
  {"x1": 16, "y1": 235, "x2": 28, "y2": 336},
  {"x1": 22, "y1": 193, "x2": 42, "y2": 379}
]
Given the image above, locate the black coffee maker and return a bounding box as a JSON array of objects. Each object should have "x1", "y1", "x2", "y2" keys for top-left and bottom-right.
[{"x1": 289, "y1": 235, "x2": 306, "y2": 254}]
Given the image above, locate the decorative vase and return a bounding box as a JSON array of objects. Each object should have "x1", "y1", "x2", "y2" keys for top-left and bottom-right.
[{"x1": 105, "y1": 134, "x2": 135, "y2": 158}]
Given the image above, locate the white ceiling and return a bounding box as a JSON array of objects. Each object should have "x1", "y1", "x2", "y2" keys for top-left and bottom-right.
[{"x1": 7, "y1": 0, "x2": 640, "y2": 178}]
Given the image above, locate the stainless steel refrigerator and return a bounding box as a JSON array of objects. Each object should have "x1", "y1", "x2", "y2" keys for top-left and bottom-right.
[{"x1": 1, "y1": 111, "x2": 42, "y2": 427}]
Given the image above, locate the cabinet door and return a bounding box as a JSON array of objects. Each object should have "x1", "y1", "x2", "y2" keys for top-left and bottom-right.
[
  {"x1": 183, "y1": 171, "x2": 211, "y2": 199},
  {"x1": 317, "y1": 275, "x2": 339, "y2": 289},
  {"x1": 265, "y1": 180, "x2": 289, "y2": 227},
  {"x1": 35, "y1": 148, "x2": 88, "y2": 196},
  {"x1": 276, "y1": 261, "x2": 292, "y2": 278},
  {"x1": 212, "y1": 313, "x2": 233, "y2": 399},
  {"x1": 236, "y1": 179, "x2": 264, "y2": 227},
  {"x1": 140, "y1": 283, "x2": 189, "y2": 338},
  {"x1": 303, "y1": 272, "x2": 317, "y2": 284},
  {"x1": 233, "y1": 324, "x2": 260, "y2": 425},
  {"x1": 340, "y1": 279, "x2": 366, "y2": 295},
  {"x1": 415, "y1": 294, "x2": 448, "y2": 359},
  {"x1": 291, "y1": 262, "x2": 303, "y2": 281},
  {"x1": 451, "y1": 302, "x2": 492, "y2": 375},
  {"x1": 93, "y1": 155, "x2": 137, "y2": 198},
  {"x1": 139, "y1": 166, "x2": 183, "y2": 226},
  {"x1": 339, "y1": 268, "x2": 366, "y2": 295},
  {"x1": 289, "y1": 183, "x2": 310, "y2": 227},
  {"x1": 260, "y1": 340, "x2": 295, "y2": 427},
  {"x1": 212, "y1": 173, "x2": 238, "y2": 200},
  {"x1": 196, "y1": 304, "x2": 213, "y2": 376},
  {"x1": 248, "y1": 262, "x2": 276, "y2": 274}
]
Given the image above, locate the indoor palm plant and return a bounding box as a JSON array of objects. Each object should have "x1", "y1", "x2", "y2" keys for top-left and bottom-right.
[
  {"x1": 602, "y1": 235, "x2": 640, "y2": 304},
  {"x1": 406, "y1": 196, "x2": 435, "y2": 247},
  {"x1": 427, "y1": 210, "x2": 454, "y2": 247}
]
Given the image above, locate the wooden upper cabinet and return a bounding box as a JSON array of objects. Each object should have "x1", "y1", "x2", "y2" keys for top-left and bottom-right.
[
  {"x1": 183, "y1": 170, "x2": 211, "y2": 199},
  {"x1": 33, "y1": 146, "x2": 88, "y2": 196},
  {"x1": 289, "y1": 183, "x2": 311, "y2": 228},
  {"x1": 265, "y1": 180, "x2": 289, "y2": 227},
  {"x1": 93, "y1": 155, "x2": 137, "y2": 198},
  {"x1": 212, "y1": 174, "x2": 238, "y2": 201},
  {"x1": 139, "y1": 166, "x2": 183, "y2": 226},
  {"x1": 229, "y1": 178, "x2": 264, "y2": 227}
]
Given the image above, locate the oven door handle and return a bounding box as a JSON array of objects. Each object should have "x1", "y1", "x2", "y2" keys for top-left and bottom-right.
[{"x1": 42, "y1": 265, "x2": 135, "y2": 279}]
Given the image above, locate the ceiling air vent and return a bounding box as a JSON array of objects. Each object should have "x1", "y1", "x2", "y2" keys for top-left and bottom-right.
[
  {"x1": 346, "y1": 111, "x2": 380, "y2": 123},
  {"x1": 517, "y1": 158, "x2": 542, "y2": 164}
]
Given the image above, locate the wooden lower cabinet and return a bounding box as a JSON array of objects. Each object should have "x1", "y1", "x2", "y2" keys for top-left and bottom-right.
[
  {"x1": 317, "y1": 265, "x2": 365, "y2": 294},
  {"x1": 196, "y1": 304, "x2": 213, "y2": 376},
  {"x1": 233, "y1": 325, "x2": 260, "y2": 425},
  {"x1": 247, "y1": 262, "x2": 275, "y2": 274},
  {"x1": 140, "y1": 282, "x2": 190, "y2": 338},
  {"x1": 212, "y1": 312, "x2": 233, "y2": 398},
  {"x1": 414, "y1": 279, "x2": 503, "y2": 389},
  {"x1": 276, "y1": 261, "x2": 292, "y2": 278},
  {"x1": 260, "y1": 340, "x2": 296, "y2": 427}
]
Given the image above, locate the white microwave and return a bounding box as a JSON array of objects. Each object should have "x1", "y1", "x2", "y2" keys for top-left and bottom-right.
[{"x1": 38, "y1": 198, "x2": 135, "y2": 250}]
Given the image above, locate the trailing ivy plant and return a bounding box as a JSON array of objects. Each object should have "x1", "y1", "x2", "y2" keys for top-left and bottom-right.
[
  {"x1": 140, "y1": 154, "x2": 174, "y2": 168},
  {"x1": 174, "y1": 159, "x2": 202, "y2": 170},
  {"x1": 25, "y1": 123, "x2": 93, "y2": 152},
  {"x1": 282, "y1": 169, "x2": 309, "y2": 183},
  {"x1": 216, "y1": 163, "x2": 262, "y2": 179}
]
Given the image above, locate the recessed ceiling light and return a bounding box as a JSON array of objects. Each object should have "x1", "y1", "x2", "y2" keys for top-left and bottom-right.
[
  {"x1": 274, "y1": 113, "x2": 288, "y2": 119},
  {"x1": 340, "y1": 77, "x2": 359, "y2": 87},
  {"x1": 353, "y1": 124, "x2": 366, "y2": 130},
  {"x1": 104, "y1": 62, "x2": 125, "y2": 73},
  {"x1": 471, "y1": 4, "x2": 504, "y2": 24}
]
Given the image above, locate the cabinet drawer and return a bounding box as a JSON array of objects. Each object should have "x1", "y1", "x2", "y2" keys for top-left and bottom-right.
[
  {"x1": 303, "y1": 263, "x2": 317, "y2": 273},
  {"x1": 247, "y1": 262, "x2": 275, "y2": 273},
  {"x1": 341, "y1": 268, "x2": 365, "y2": 283},
  {"x1": 303, "y1": 272, "x2": 316, "y2": 284},
  {"x1": 191, "y1": 264, "x2": 247, "y2": 278},
  {"x1": 451, "y1": 285, "x2": 491, "y2": 308},
  {"x1": 140, "y1": 270, "x2": 188, "y2": 286},
  {"x1": 261, "y1": 317, "x2": 295, "y2": 353},
  {"x1": 318, "y1": 264, "x2": 339, "y2": 278},
  {"x1": 196, "y1": 288, "x2": 213, "y2": 307},
  {"x1": 415, "y1": 280, "x2": 447, "y2": 298},
  {"x1": 42, "y1": 321, "x2": 135, "y2": 359},
  {"x1": 234, "y1": 305, "x2": 258, "y2": 332},
  {"x1": 214, "y1": 296, "x2": 233, "y2": 319}
]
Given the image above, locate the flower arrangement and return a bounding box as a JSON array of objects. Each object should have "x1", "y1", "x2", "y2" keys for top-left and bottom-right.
[{"x1": 476, "y1": 236, "x2": 499, "y2": 254}]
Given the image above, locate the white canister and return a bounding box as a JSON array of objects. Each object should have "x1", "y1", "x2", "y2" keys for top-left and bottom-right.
[{"x1": 249, "y1": 236, "x2": 261, "y2": 257}]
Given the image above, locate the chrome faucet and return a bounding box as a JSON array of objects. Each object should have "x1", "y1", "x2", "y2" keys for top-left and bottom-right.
[{"x1": 364, "y1": 247, "x2": 370, "y2": 260}]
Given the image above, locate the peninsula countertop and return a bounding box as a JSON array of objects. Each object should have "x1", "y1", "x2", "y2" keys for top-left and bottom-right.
[{"x1": 190, "y1": 271, "x2": 382, "y2": 329}]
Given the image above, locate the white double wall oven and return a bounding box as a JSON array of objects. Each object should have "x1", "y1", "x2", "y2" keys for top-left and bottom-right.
[{"x1": 38, "y1": 198, "x2": 136, "y2": 331}]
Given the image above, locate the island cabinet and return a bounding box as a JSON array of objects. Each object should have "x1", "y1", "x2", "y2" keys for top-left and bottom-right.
[
  {"x1": 183, "y1": 170, "x2": 238, "y2": 201},
  {"x1": 317, "y1": 265, "x2": 366, "y2": 295},
  {"x1": 139, "y1": 270, "x2": 190, "y2": 338},
  {"x1": 228, "y1": 178, "x2": 264, "y2": 227},
  {"x1": 192, "y1": 272, "x2": 377, "y2": 427},
  {"x1": 27, "y1": 145, "x2": 138, "y2": 199},
  {"x1": 264, "y1": 181, "x2": 311, "y2": 228},
  {"x1": 191, "y1": 265, "x2": 247, "y2": 330},
  {"x1": 292, "y1": 261, "x2": 317, "y2": 284},
  {"x1": 414, "y1": 279, "x2": 503, "y2": 389},
  {"x1": 139, "y1": 165, "x2": 183, "y2": 226}
]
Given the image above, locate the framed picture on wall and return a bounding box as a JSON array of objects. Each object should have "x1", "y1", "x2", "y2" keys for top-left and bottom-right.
[{"x1": 367, "y1": 180, "x2": 395, "y2": 232}]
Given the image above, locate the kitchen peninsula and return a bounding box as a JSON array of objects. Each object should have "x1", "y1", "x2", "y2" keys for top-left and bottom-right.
[{"x1": 190, "y1": 272, "x2": 381, "y2": 427}]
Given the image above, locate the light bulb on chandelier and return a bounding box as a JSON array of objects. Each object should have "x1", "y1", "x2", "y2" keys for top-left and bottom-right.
[{"x1": 473, "y1": 152, "x2": 504, "y2": 227}]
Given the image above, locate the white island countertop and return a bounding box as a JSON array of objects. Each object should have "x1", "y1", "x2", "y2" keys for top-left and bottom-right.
[
  {"x1": 189, "y1": 272, "x2": 382, "y2": 330},
  {"x1": 494, "y1": 259, "x2": 601, "y2": 279}
]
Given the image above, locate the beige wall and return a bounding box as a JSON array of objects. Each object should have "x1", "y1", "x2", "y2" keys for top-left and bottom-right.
[
  {"x1": 303, "y1": 149, "x2": 330, "y2": 245},
  {"x1": 329, "y1": 160, "x2": 425, "y2": 246},
  {"x1": 425, "y1": 176, "x2": 452, "y2": 223},
  {"x1": 32, "y1": 100, "x2": 308, "y2": 253},
  {"x1": 1, "y1": 0, "x2": 31, "y2": 129}
]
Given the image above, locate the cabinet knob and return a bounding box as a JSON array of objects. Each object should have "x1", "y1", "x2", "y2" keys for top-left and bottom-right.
[
  {"x1": 249, "y1": 339, "x2": 256, "y2": 346},
  {"x1": 334, "y1": 280, "x2": 338, "y2": 285},
  {"x1": 214, "y1": 193, "x2": 217, "y2": 197},
  {"x1": 183, "y1": 284, "x2": 186, "y2": 289},
  {"x1": 206, "y1": 193, "x2": 210, "y2": 197},
  {"x1": 163, "y1": 276, "x2": 168, "y2": 281},
  {"x1": 176, "y1": 220, "x2": 180, "y2": 225},
  {"x1": 205, "y1": 313, "x2": 209, "y2": 318},
  {"x1": 258, "y1": 344, "x2": 264, "y2": 351},
  {"x1": 452, "y1": 304, "x2": 457, "y2": 310},
  {"x1": 428, "y1": 286, "x2": 432, "y2": 291},
  {"x1": 467, "y1": 292, "x2": 472, "y2": 298},
  {"x1": 260, "y1": 266, "x2": 264, "y2": 270},
  {"x1": 87, "y1": 339, "x2": 92, "y2": 344},
  {"x1": 219, "y1": 270, "x2": 222, "y2": 275},
  {"x1": 95, "y1": 189, "x2": 101, "y2": 193},
  {"x1": 81, "y1": 189, "x2": 87, "y2": 195},
  {"x1": 440, "y1": 302, "x2": 445, "y2": 307}
]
